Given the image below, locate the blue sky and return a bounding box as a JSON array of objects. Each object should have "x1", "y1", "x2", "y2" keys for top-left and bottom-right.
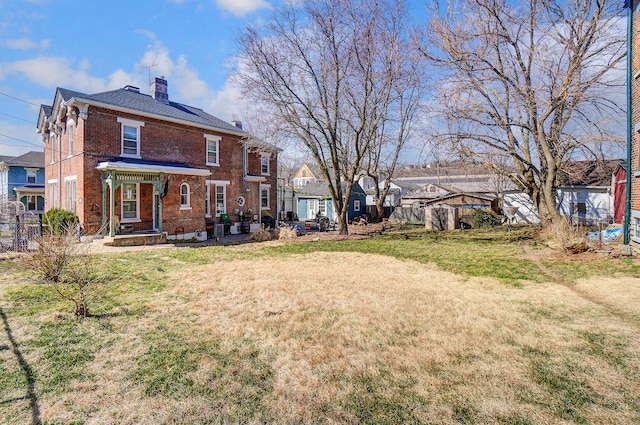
[
  {"x1": 0, "y1": 0, "x2": 288, "y2": 157},
  {"x1": 0, "y1": 0, "x2": 429, "y2": 161}
]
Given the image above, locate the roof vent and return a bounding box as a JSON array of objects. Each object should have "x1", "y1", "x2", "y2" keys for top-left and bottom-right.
[
  {"x1": 150, "y1": 76, "x2": 169, "y2": 103},
  {"x1": 124, "y1": 85, "x2": 140, "y2": 93}
]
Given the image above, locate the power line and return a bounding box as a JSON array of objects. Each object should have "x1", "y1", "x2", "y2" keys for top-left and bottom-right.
[
  {"x1": 0, "y1": 91, "x2": 41, "y2": 107},
  {"x1": 0, "y1": 132, "x2": 42, "y2": 148},
  {"x1": 0, "y1": 111, "x2": 33, "y2": 123}
]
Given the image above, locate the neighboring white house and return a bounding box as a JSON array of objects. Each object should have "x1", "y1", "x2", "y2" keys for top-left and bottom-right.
[{"x1": 503, "y1": 160, "x2": 621, "y2": 225}]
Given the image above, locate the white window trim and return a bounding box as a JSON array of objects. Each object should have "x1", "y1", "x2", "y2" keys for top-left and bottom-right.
[
  {"x1": 354, "y1": 199, "x2": 361, "y2": 212},
  {"x1": 67, "y1": 122, "x2": 74, "y2": 158},
  {"x1": 48, "y1": 179, "x2": 58, "y2": 209},
  {"x1": 26, "y1": 168, "x2": 38, "y2": 184},
  {"x1": 64, "y1": 175, "x2": 77, "y2": 213},
  {"x1": 205, "y1": 134, "x2": 221, "y2": 166},
  {"x1": 260, "y1": 153, "x2": 270, "y2": 176},
  {"x1": 120, "y1": 182, "x2": 141, "y2": 223},
  {"x1": 117, "y1": 117, "x2": 144, "y2": 159},
  {"x1": 180, "y1": 183, "x2": 192, "y2": 210},
  {"x1": 207, "y1": 180, "x2": 230, "y2": 217},
  {"x1": 260, "y1": 184, "x2": 271, "y2": 210},
  {"x1": 49, "y1": 136, "x2": 55, "y2": 164}
]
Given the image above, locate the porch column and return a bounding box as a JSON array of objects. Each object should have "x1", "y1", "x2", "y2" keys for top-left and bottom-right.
[
  {"x1": 100, "y1": 172, "x2": 108, "y2": 235},
  {"x1": 108, "y1": 176, "x2": 116, "y2": 237},
  {"x1": 155, "y1": 174, "x2": 164, "y2": 233}
]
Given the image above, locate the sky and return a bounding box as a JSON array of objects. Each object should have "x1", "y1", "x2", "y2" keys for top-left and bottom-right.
[
  {"x1": 0, "y1": 0, "x2": 431, "y2": 163},
  {"x1": 0, "y1": 0, "x2": 308, "y2": 158}
]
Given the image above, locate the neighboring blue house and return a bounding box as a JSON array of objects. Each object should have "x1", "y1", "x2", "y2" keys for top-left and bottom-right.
[
  {"x1": 295, "y1": 181, "x2": 367, "y2": 222},
  {"x1": 0, "y1": 151, "x2": 45, "y2": 213}
]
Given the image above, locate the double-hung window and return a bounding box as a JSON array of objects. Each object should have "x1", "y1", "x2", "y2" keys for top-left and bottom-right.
[
  {"x1": 260, "y1": 184, "x2": 270, "y2": 209},
  {"x1": 26, "y1": 169, "x2": 37, "y2": 184},
  {"x1": 180, "y1": 183, "x2": 191, "y2": 209},
  {"x1": 64, "y1": 176, "x2": 77, "y2": 214},
  {"x1": 261, "y1": 154, "x2": 270, "y2": 175},
  {"x1": 117, "y1": 117, "x2": 144, "y2": 158},
  {"x1": 205, "y1": 135, "x2": 221, "y2": 166},
  {"x1": 121, "y1": 183, "x2": 139, "y2": 221},
  {"x1": 48, "y1": 179, "x2": 58, "y2": 209},
  {"x1": 67, "y1": 123, "x2": 74, "y2": 157}
]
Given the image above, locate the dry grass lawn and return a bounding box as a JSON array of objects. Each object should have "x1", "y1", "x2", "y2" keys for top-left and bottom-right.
[{"x1": 1, "y1": 245, "x2": 640, "y2": 424}]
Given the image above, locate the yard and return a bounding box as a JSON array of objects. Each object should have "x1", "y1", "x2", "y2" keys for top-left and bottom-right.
[{"x1": 1, "y1": 227, "x2": 639, "y2": 424}]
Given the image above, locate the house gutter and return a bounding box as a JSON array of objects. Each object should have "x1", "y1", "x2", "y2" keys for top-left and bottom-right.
[{"x1": 625, "y1": 2, "x2": 633, "y2": 245}]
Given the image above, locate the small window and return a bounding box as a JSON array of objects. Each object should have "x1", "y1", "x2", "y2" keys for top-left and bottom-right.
[
  {"x1": 206, "y1": 135, "x2": 220, "y2": 165},
  {"x1": 26, "y1": 169, "x2": 37, "y2": 184},
  {"x1": 261, "y1": 154, "x2": 270, "y2": 175},
  {"x1": 354, "y1": 200, "x2": 361, "y2": 212},
  {"x1": 261, "y1": 185, "x2": 270, "y2": 209},
  {"x1": 302, "y1": 170, "x2": 307, "y2": 177},
  {"x1": 180, "y1": 183, "x2": 191, "y2": 209}
]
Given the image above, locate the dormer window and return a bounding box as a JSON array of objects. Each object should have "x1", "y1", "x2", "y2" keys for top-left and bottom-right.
[{"x1": 117, "y1": 117, "x2": 144, "y2": 158}]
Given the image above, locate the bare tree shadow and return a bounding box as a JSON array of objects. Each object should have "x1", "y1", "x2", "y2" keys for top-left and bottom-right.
[{"x1": 0, "y1": 308, "x2": 41, "y2": 425}]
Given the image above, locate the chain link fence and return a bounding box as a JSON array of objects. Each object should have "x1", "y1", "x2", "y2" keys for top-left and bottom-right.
[{"x1": 0, "y1": 201, "x2": 41, "y2": 253}]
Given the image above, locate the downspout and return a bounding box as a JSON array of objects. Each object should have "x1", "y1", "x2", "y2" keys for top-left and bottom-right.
[{"x1": 625, "y1": 1, "x2": 633, "y2": 245}]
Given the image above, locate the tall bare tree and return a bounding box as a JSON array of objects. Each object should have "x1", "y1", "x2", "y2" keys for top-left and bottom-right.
[
  {"x1": 422, "y1": 0, "x2": 625, "y2": 229},
  {"x1": 362, "y1": 44, "x2": 427, "y2": 220},
  {"x1": 236, "y1": 0, "x2": 422, "y2": 233}
]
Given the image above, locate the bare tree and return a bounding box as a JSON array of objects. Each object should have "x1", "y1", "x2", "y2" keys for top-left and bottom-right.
[
  {"x1": 362, "y1": 41, "x2": 427, "y2": 220},
  {"x1": 23, "y1": 225, "x2": 102, "y2": 318},
  {"x1": 422, "y1": 0, "x2": 625, "y2": 229},
  {"x1": 236, "y1": 0, "x2": 421, "y2": 233}
]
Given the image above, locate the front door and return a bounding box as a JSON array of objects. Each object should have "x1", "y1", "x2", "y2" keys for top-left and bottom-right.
[{"x1": 153, "y1": 190, "x2": 160, "y2": 230}]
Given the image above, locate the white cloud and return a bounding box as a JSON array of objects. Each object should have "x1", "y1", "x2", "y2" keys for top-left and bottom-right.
[
  {"x1": 214, "y1": 0, "x2": 271, "y2": 17},
  {"x1": 0, "y1": 56, "x2": 108, "y2": 92},
  {"x1": 0, "y1": 39, "x2": 247, "y2": 125},
  {"x1": 136, "y1": 29, "x2": 156, "y2": 40},
  {"x1": 6, "y1": 38, "x2": 50, "y2": 50}
]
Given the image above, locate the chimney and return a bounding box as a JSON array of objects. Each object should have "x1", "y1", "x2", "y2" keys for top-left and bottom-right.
[
  {"x1": 232, "y1": 120, "x2": 243, "y2": 130},
  {"x1": 150, "y1": 76, "x2": 169, "y2": 103}
]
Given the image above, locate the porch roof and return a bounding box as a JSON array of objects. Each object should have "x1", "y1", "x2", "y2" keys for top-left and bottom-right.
[
  {"x1": 96, "y1": 159, "x2": 211, "y2": 176},
  {"x1": 13, "y1": 185, "x2": 45, "y2": 194}
]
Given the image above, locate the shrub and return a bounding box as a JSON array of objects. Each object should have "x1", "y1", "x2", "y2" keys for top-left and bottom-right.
[
  {"x1": 42, "y1": 208, "x2": 78, "y2": 235},
  {"x1": 473, "y1": 209, "x2": 500, "y2": 228}
]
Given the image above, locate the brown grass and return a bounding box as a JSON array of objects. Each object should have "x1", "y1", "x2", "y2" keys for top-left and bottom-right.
[
  {"x1": 3, "y1": 250, "x2": 640, "y2": 424},
  {"x1": 155, "y1": 252, "x2": 638, "y2": 424}
]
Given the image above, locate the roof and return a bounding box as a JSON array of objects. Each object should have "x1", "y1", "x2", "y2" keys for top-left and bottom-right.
[
  {"x1": 48, "y1": 85, "x2": 247, "y2": 136},
  {"x1": 557, "y1": 159, "x2": 623, "y2": 187},
  {"x1": 295, "y1": 181, "x2": 364, "y2": 198},
  {"x1": 4, "y1": 151, "x2": 45, "y2": 168},
  {"x1": 0, "y1": 155, "x2": 16, "y2": 163},
  {"x1": 96, "y1": 157, "x2": 210, "y2": 176}
]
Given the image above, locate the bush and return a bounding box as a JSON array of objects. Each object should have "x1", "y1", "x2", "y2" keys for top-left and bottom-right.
[
  {"x1": 473, "y1": 209, "x2": 500, "y2": 228},
  {"x1": 42, "y1": 208, "x2": 78, "y2": 235}
]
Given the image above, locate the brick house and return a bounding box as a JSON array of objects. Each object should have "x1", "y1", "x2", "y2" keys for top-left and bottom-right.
[{"x1": 36, "y1": 77, "x2": 279, "y2": 241}]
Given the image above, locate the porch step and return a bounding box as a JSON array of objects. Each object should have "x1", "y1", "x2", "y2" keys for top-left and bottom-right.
[{"x1": 100, "y1": 233, "x2": 166, "y2": 247}]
